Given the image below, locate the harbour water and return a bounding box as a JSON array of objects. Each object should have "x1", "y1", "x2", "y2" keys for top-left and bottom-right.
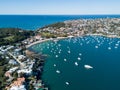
[
  {"x1": 1, "y1": 15, "x2": 120, "y2": 30},
  {"x1": 30, "y1": 36, "x2": 120, "y2": 90}
]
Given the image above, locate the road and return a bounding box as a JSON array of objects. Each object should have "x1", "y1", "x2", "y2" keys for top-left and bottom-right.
[{"x1": 8, "y1": 52, "x2": 25, "y2": 66}]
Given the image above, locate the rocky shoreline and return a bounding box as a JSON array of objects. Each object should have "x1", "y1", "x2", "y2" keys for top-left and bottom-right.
[{"x1": 25, "y1": 50, "x2": 48, "y2": 90}]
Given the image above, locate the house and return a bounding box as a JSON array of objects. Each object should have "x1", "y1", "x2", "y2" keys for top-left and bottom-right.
[
  {"x1": 8, "y1": 67, "x2": 19, "y2": 73},
  {"x1": 17, "y1": 69, "x2": 32, "y2": 75},
  {"x1": 9, "y1": 59, "x2": 18, "y2": 65},
  {"x1": 6, "y1": 77, "x2": 26, "y2": 90},
  {"x1": 18, "y1": 55, "x2": 26, "y2": 60},
  {"x1": 5, "y1": 72, "x2": 11, "y2": 77}
]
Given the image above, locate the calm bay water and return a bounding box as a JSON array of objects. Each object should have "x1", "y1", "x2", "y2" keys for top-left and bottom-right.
[
  {"x1": 30, "y1": 36, "x2": 120, "y2": 90},
  {"x1": 0, "y1": 15, "x2": 120, "y2": 30}
]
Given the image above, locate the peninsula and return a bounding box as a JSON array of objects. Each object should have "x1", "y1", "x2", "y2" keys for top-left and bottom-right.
[
  {"x1": 25, "y1": 18, "x2": 120, "y2": 48},
  {"x1": 1, "y1": 18, "x2": 120, "y2": 90}
]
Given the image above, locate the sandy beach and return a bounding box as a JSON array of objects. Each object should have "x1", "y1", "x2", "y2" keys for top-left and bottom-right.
[
  {"x1": 26, "y1": 37, "x2": 68, "y2": 48},
  {"x1": 26, "y1": 39, "x2": 51, "y2": 48}
]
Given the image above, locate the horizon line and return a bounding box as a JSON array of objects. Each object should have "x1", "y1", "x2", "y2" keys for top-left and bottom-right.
[{"x1": 0, "y1": 14, "x2": 120, "y2": 15}]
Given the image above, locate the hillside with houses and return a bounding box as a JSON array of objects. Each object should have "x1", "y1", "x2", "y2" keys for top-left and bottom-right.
[{"x1": 37, "y1": 18, "x2": 120, "y2": 38}]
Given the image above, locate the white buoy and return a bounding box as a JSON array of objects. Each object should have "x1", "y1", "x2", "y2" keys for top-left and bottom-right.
[{"x1": 84, "y1": 65, "x2": 93, "y2": 69}]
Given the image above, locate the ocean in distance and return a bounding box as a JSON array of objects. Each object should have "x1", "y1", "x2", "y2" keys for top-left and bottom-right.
[
  {"x1": 30, "y1": 36, "x2": 120, "y2": 90},
  {"x1": 0, "y1": 15, "x2": 120, "y2": 30}
]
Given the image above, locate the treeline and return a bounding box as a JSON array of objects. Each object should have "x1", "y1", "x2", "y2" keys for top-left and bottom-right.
[
  {"x1": 0, "y1": 28, "x2": 34, "y2": 45},
  {"x1": 0, "y1": 55, "x2": 9, "y2": 90}
]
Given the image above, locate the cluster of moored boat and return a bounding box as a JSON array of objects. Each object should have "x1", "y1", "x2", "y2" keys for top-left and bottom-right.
[{"x1": 32, "y1": 35, "x2": 120, "y2": 86}]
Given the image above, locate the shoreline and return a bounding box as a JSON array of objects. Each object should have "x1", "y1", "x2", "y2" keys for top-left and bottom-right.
[
  {"x1": 25, "y1": 34, "x2": 120, "y2": 90},
  {"x1": 26, "y1": 34, "x2": 120, "y2": 49},
  {"x1": 26, "y1": 39, "x2": 51, "y2": 48},
  {"x1": 87, "y1": 33, "x2": 120, "y2": 38},
  {"x1": 26, "y1": 37, "x2": 69, "y2": 48}
]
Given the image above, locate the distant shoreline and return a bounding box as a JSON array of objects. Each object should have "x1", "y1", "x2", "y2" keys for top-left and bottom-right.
[{"x1": 1, "y1": 15, "x2": 120, "y2": 30}]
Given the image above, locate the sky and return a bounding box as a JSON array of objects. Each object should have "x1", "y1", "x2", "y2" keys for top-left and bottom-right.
[{"x1": 0, "y1": 0, "x2": 119, "y2": 15}]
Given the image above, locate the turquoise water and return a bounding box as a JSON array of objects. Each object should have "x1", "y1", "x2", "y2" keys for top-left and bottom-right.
[
  {"x1": 0, "y1": 15, "x2": 120, "y2": 30},
  {"x1": 30, "y1": 36, "x2": 120, "y2": 90}
]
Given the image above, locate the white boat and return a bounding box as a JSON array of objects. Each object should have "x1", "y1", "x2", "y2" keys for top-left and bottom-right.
[
  {"x1": 58, "y1": 44, "x2": 61, "y2": 47},
  {"x1": 79, "y1": 53, "x2": 82, "y2": 56},
  {"x1": 95, "y1": 46, "x2": 98, "y2": 48},
  {"x1": 65, "y1": 82, "x2": 69, "y2": 85},
  {"x1": 75, "y1": 62, "x2": 78, "y2": 66},
  {"x1": 68, "y1": 35, "x2": 74, "y2": 38},
  {"x1": 116, "y1": 43, "x2": 119, "y2": 46},
  {"x1": 77, "y1": 57, "x2": 81, "y2": 60},
  {"x1": 68, "y1": 51, "x2": 71, "y2": 53},
  {"x1": 54, "y1": 64, "x2": 56, "y2": 67},
  {"x1": 56, "y1": 70, "x2": 60, "y2": 73},
  {"x1": 108, "y1": 47, "x2": 111, "y2": 50},
  {"x1": 53, "y1": 39, "x2": 58, "y2": 42},
  {"x1": 55, "y1": 55, "x2": 58, "y2": 58},
  {"x1": 64, "y1": 59, "x2": 67, "y2": 61},
  {"x1": 84, "y1": 65, "x2": 93, "y2": 69},
  {"x1": 58, "y1": 51, "x2": 61, "y2": 53}
]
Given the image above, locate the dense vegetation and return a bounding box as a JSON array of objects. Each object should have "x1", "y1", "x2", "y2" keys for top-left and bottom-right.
[
  {"x1": 40, "y1": 32, "x2": 57, "y2": 38},
  {"x1": 0, "y1": 28, "x2": 34, "y2": 45},
  {"x1": 41, "y1": 22, "x2": 65, "y2": 29},
  {"x1": 0, "y1": 55, "x2": 9, "y2": 90},
  {"x1": 38, "y1": 22, "x2": 67, "y2": 38}
]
